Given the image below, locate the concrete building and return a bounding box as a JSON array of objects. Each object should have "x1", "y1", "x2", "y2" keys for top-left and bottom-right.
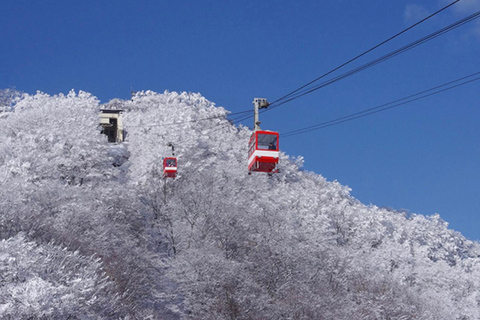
[{"x1": 100, "y1": 109, "x2": 124, "y2": 143}]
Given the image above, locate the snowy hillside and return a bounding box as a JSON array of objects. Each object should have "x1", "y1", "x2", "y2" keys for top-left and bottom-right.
[{"x1": 0, "y1": 89, "x2": 479, "y2": 319}]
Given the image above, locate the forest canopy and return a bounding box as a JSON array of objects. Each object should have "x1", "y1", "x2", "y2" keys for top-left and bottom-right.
[{"x1": 0, "y1": 89, "x2": 479, "y2": 319}]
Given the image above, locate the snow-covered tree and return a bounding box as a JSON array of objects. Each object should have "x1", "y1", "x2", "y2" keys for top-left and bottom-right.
[
  {"x1": 0, "y1": 234, "x2": 120, "y2": 319},
  {"x1": 120, "y1": 90, "x2": 480, "y2": 319},
  {"x1": 0, "y1": 88, "x2": 22, "y2": 113},
  {"x1": 1, "y1": 88, "x2": 479, "y2": 319},
  {"x1": 0, "y1": 90, "x2": 112, "y2": 186}
]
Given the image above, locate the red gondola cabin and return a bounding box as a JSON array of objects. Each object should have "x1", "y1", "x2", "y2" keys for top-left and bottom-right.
[
  {"x1": 163, "y1": 157, "x2": 177, "y2": 178},
  {"x1": 248, "y1": 130, "x2": 279, "y2": 174}
]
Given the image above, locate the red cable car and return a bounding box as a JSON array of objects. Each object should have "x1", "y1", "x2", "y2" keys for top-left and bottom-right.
[
  {"x1": 163, "y1": 157, "x2": 177, "y2": 178},
  {"x1": 248, "y1": 130, "x2": 279, "y2": 174}
]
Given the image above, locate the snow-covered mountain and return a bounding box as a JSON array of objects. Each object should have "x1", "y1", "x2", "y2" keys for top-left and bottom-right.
[{"x1": 1, "y1": 89, "x2": 479, "y2": 319}]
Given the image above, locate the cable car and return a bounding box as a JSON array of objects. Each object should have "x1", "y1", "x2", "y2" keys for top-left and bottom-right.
[
  {"x1": 248, "y1": 130, "x2": 279, "y2": 174},
  {"x1": 163, "y1": 157, "x2": 177, "y2": 178}
]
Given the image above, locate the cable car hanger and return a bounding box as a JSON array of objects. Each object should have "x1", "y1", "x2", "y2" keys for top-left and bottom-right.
[
  {"x1": 248, "y1": 98, "x2": 280, "y2": 175},
  {"x1": 163, "y1": 142, "x2": 177, "y2": 179}
]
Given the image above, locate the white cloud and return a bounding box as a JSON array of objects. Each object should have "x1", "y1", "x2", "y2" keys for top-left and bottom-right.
[
  {"x1": 439, "y1": 0, "x2": 480, "y2": 15},
  {"x1": 408, "y1": 1, "x2": 480, "y2": 42},
  {"x1": 404, "y1": 4, "x2": 430, "y2": 24},
  {"x1": 472, "y1": 20, "x2": 480, "y2": 38},
  {"x1": 444, "y1": 0, "x2": 480, "y2": 42}
]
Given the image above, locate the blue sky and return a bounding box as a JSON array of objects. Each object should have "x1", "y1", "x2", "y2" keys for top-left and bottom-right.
[{"x1": 2, "y1": 1, "x2": 480, "y2": 240}]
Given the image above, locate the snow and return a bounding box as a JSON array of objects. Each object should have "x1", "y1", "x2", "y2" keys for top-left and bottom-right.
[{"x1": 0, "y1": 89, "x2": 479, "y2": 319}]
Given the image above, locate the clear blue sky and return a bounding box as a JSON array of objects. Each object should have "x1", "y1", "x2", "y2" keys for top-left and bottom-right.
[{"x1": 1, "y1": 1, "x2": 479, "y2": 240}]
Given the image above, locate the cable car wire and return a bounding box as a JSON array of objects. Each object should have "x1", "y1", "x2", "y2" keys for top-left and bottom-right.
[
  {"x1": 268, "y1": 0, "x2": 463, "y2": 107},
  {"x1": 127, "y1": 2, "x2": 473, "y2": 130},
  {"x1": 164, "y1": 109, "x2": 251, "y2": 126},
  {"x1": 229, "y1": 10, "x2": 480, "y2": 127},
  {"x1": 281, "y1": 71, "x2": 480, "y2": 138},
  {"x1": 124, "y1": 8, "x2": 480, "y2": 133},
  {"x1": 126, "y1": 109, "x2": 251, "y2": 128},
  {"x1": 219, "y1": 0, "x2": 467, "y2": 127},
  {"x1": 268, "y1": 10, "x2": 480, "y2": 111},
  {"x1": 229, "y1": 0, "x2": 465, "y2": 125},
  {"x1": 170, "y1": 72, "x2": 480, "y2": 163}
]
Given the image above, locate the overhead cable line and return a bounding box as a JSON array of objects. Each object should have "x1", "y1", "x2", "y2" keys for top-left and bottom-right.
[
  {"x1": 156, "y1": 0, "x2": 466, "y2": 130},
  {"x1": 227, "y1": 112, "x2": 256, "y2": 125},
  {"x1": 268, "y1": 0, "x2": 463, "y2": 107},
  {"x1": 126, "y1": 8, "x2": 480, "y2": 132},
  {"x1": 127, "y1": 1, "x2": 467, "y2": 131},
  {"x1": 268, "y1": 10, "x2": 480, "y2": 111},
  {"x1": 230, "y1": 10, "x2": 480, "y2": 127},
  {"x1": 164, "y1": 109, "x2": 251, "y2": 126},
  {"x1": 228, "y1": 0, "x2": 460, "y2": 127},
  {"x1": 126, "y1": 109, "x2": 251, "y2": 128},
  {"x1": 179, "y1": 1, "x2": 472, "y2": 128},
  {"x1": 281, "y1": 71, "x2": 480, "y2": 138}
]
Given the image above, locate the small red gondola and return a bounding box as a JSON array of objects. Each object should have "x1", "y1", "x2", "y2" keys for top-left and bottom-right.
[
  {"x1": 163, "y1": 157, "x2": 177, "y2": 178},
  {"x1": 248, "y1": 130, "x2": 279, "y2": 173}
]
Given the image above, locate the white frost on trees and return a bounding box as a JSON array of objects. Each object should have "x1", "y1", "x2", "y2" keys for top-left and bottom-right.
[{"x1": 0, "y1": 89, "x2": 479, "y2": 319}]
